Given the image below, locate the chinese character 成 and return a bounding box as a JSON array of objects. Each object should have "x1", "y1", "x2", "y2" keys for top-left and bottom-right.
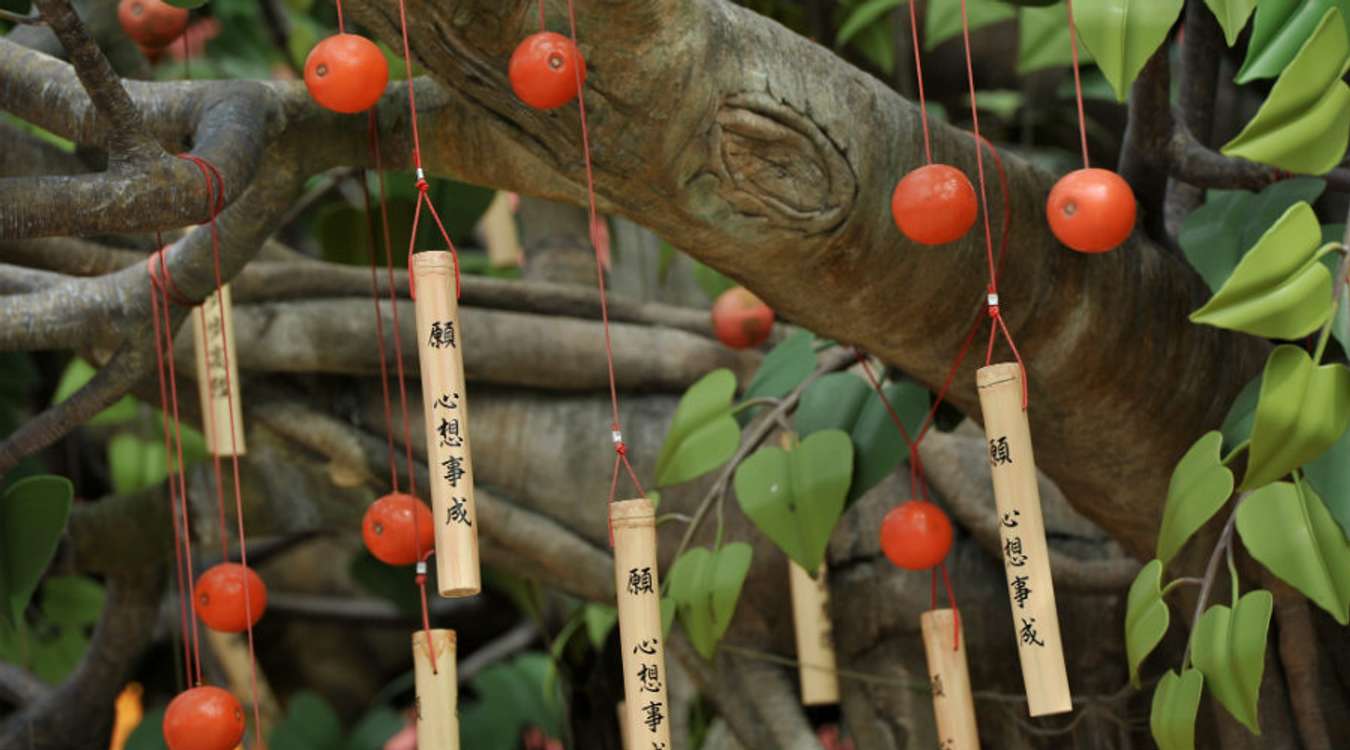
[
  {"x1": 1019, "y1": 617, "x2": 1046, "y2": 647},
  {"x1": 446, "y1": 497, "x2": 471, "y2": 526}
]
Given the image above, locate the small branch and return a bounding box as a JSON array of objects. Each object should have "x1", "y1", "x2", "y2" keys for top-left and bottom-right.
[
  {"x1": 459, "y1": 621, "x2": 538, "y2": 683},
  {"x1": 1168, "y1": 124, "x2": 1350, "y2": 192},
  {"x1": 265, "y1": 591, "x2": 478, "y2": 625},
  {"x1": 1181, "y1": 502, "x2": 1241, "y2": 668},
  {"x1": 255, "y1": 0, "x2": 301, "y2": 77},
  {"x1": 0, "y1": 9, "x2": 43, "y2": 25},
  {"x1": 1266, "y1": 575, "x2": 1334, "y2": 749},
  {"x1": 1120, "y1": 48, "x2": 1173, "y2": 243},
  {"x1": 30, "y1": 0, "x2": 160, "y2": 161},
  {"x1": 0, "y1": 663, "x2": 49, "y2": 706},
  {"x1": 1178, "y1": 0, "x2": 1222, "y2": 144}
]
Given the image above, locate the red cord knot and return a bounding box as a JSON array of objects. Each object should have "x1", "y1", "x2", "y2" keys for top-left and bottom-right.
[
  {"x1": 414, "y1": 558, "x2": 428, "y2": 586},
  {"x1": 145, "y1": 249, "x2": 196, "y2": 307},
  {"x1": 612, "y1": 429, "x2": 627, "y2": 456},
  {"x1": 986, "y1": 291, "x2": 1000, "y2": 318},
  {"x1": 415, "y1": 167, "x2": 429, "y2": 194}
]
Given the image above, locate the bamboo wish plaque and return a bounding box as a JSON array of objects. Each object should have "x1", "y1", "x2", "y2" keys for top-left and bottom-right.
[
  {"x1": 610, "y1": 499, "x2": 673, "y2": 749},
  {"x1": 192, "y1": 284, "x2": 245, "y2": 456},
  {"x1": 413, "y1": 629, "x2": 459, "y2": 749},
  {"x1": 412, "y1": 252, "x2": 481, "y2": 598},
  {"x1": 976, "y1": 363, "x2": 1071, "y2": 716},
  {"x1": 788, "y1": 560, "x2": 839, "y2": 706},
  {"x1": 920, "y1": 609, "x2": 980, "y2": 749}
]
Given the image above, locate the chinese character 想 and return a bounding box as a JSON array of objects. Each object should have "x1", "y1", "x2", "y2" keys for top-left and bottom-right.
[
  {"x1": 637, "y1": 663, "x2": 662, "y2": 693},
  {"x1": 446, "y1": 497, "x2": 471, "y2": 526},
  {"x1": 627, "y1": 567, "x2": 654, "y2": 596},
  {"x1": 437, "y1": 417, "x2": 463, "y2": 449},
  {"x1": 633, "y1": 638, "x2": 658, "y2": 655},
  {"x1": 1004, "y1": 536, "x2": 1027, "y2": 567},
  {"x1": 1011, "y1": 575, "x2": 1032, "y2": 609},
  {"x1": 427, "y1": 320, "x2": 456, "y2": 349},
  {"x1": 641, "y1": 701, "x2": 665, "y2": 732},
  {"x1": 441, "y1": 455, "x2": 466, "y2": 487},
  {"x1": 1001, "y1": 510, "x2": 1020, "y2": 528},
  {"x1": 1019, "y1": 617, "x2": 1046, "y2": 647},
  {"x1": 433, "y1": 392, "x2": 460, "y2": 410},
  {"x1": 989, "y1": 436, "x2": 1012, "y2": 466}
]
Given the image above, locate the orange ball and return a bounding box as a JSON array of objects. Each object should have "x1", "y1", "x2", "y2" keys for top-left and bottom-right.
[
  {"x1": 362, "y1": 492, "x2": 435, "y2": 566},
  {"x1": 879, "y1": 500, "x2": 953, "y2": 571},
  {"x1": 117, "y1": 0, "x2": 188, "y2": 50},
  {"x1": 163, "y1": 686, "x2": 245, "y2": 750},
  {"x1": 711, "y1": 286, "x2": 774, "y2": 350},
  {"x1": 193, "y1": 562, "x2": 266, "y2": 633},
  {"x1": 509, "y1": 31, "x2": 586, "y2": 110},
  {"x1": 890, "y1": 164, "x2": 978, "y2": 245},
  {"x1": 304, "y1": 34, "x2": 389, "y2": 114},
  {"x1": 1046, "y1": 168, "x2": 1136, "y2": 253}
]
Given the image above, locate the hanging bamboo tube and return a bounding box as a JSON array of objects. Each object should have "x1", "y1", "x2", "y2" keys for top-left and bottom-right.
[
  {"x1": 192, "y1": 284, "x2": 245, "y2": 456},
  {"x1": 412, "y1": 629, "x2": 459, "y2": 749},
  {"x1": 788, "y1": 560, "x2": 839, "y2": 706},
  {"x1": 920, "y1": 609, "x2": 980, "y2": 748},
  {"x1": 616, "y1": 701, "x2": 631, "y2": 750},
  {"x1": 610, "y1": 499, "x2": 673, "y2": 749},
  {"x1": 976, "y1": 363, "x2": 1071, "y2": 717},
  {"x1": 412, "y1": 252, "x2": 480, "y2": 598}
]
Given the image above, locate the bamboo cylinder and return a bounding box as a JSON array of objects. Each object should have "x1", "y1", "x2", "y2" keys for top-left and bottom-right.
[
  {"x1": 976, "y1": 363, "x2": 1071, "y2": 717},
  {"x1": 192, "y1": 284, "x2": 245, "y2": 456},
  {"x1": 920, "y1": 609, "x2": 980, "y2": 749},
  {"x1": 788, "y1": 560, "x2": 839, "y2": 706},
  {"x1": 617, "y1": 701, "x2": 631, "y2": 750},
  {"x1": 412, "y1": 629, "x2": 459, "y2": 750},
  {"x1": 412, "y1": 252, "x2": 480, "y2": 598},
  {"x1": 610, "y1": 499, "x2": 673, "y2": 749}
]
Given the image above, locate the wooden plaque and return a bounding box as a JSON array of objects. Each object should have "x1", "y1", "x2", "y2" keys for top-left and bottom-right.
[
  {"x1": 413, "y1": 629, "x2": 459, "y2": 749},
  {"x1": 920, "y1": 608, "x2": 980, "y2": 749},
  {"x1": 192, "y1": 284, "x2": 245, "y2": 456},
  {"x1": 610, "y1": 499, "x2": 673, "y2": 749},
  {"x1": 788, "y1": 560, "x2": 839, "y2": 706}
]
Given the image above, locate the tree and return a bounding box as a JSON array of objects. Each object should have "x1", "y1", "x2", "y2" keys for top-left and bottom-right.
[{"x1": 1, "y1": 0, "x2": 1348, "y2": 748}]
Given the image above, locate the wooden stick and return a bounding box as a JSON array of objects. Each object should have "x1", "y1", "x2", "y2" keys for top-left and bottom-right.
[
  {"x1": 976, "y1": 363, "x2": 1072, "y2": 717},
  {"x1": 412, "y1": 252, "x2": 480, "y2": 598},
  {"x1": 610, "y1": 499, "x2": 673, "y2": 749},
  {"x1": 920, "y1": 609, "x2": 980, "y2": 749},
  {"x1": 413, "y1": 629, "x2": 459, "y2": 750},
  {"x1": 788, "y1": 560, "x2": 839, "y2": 706},
  {"x1": 477, "y1": 192, "x2": 523, "y2": 269},
  {"x1": 617, "y1": 701, "x2": 631, "y2": 750},
  {"x1": 192, "y1": 283, "x2": 245, "y2": 456}
]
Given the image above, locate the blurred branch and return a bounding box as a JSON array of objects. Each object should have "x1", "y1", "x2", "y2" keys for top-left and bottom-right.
[{"x1": 0, "y1": 663, "x2": 49, "y2": 707}]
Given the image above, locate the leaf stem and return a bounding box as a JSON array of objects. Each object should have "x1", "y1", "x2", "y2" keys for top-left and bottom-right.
[
  {"x1": 729, "y1": 397, "x2": 782, "y2": 417},
  {"x1": 1221, "y1": 440, "x2": 1249, "y2": 467},
  {"x1": 1312, "y1": 293, "x2": 1338, "y2": 364},
  {"x1": 1181, "y1": 498, "x2": 1243, "y2": 670},
  {"x1": 1161, "y1": 577, "x2": 1203, "y2": 596}
]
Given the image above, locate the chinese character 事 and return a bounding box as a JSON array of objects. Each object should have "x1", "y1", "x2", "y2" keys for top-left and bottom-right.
[
  {"x1": 641, "y1": 701, "x2": 665, "y2": 733},
  {"x1": 989, "y1": 436, "x2": 1012, "y2": 466},
  {"x1": 1019, "y1": 617, "x2": 1046, "y2": 647},
  {"x1": 441, "y1": 455, "x2": 466, "y2": 487},
  {"x1": 1011, "y1": 575, "x2": 1032, "y2": 609},
  {"x1": 427, "y1": 320, "x2": 456, "y2": 349},
  {"x1": 627, "y1": 567, "x2": 655, "y2": 596}
]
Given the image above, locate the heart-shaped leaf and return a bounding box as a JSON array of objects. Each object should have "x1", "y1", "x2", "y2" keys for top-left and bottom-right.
[
  {"x1": 1017, "y1": 5, "x2": 1094, "y2": 74},
  {"x1": 39, "y1": 576, "x2": 104, "y2": 628},
  {"x1": 733, "y1": 430, "x2": 853, "y2": 572},
  {"x1": 1071, "y1": 0, "x2": 1185, "y2": 101},
  {"x1": 1303, "y1": 422, "x2": 1350, "y2": 539},
  {"x1": 654, "y1": 369, "x2": 741, "y2": 487},
  {"x1": 1150, "y1": 668, "x2": 1204, "y2": 750},
  {"x1": 666, "y1": 543, "x2": 753, "y2": 660},
  {"x1": 1179, "y1": 178, "x2": 1326, "y2": 293},
  {"x1": 837, "y1": 0, "x2": 904, "y2": 49},
  {"x1": 1, "y1": 475, "x2": 73, "y2": 627},
  {"x1": 1125, "y1": 560, "x2": 1171, "y2": 687},
  {"x1": 1205, "y1": 0, "x2": 1258, "y2": 46},
  {"x1": 926, "y1": 0, "x2": 1016, "y2": 50},
  {"x1": 1221, "y1": 373, "x2": 1262, "y2": 450},
  {"x1": 1243, "y1": 345, "x2": 1350, "y2": 490},
  {"x1": 1236, "y1": 0, "x2": 1350, "y2": 83},
  {"x1": 1223, "y1": 9, "x2": 1350, "y2": 175},
  {"x1": 1157, "y1": 432, "x2": 1234, "y2": 566},
  {"x1": 1190, "y1": 590, "x2": 1273, "y2": 734},
  {"x1": 1236, "y1": 481, "x2": 1350, "y2": 623},
  {"x1": 1190, "y1": 203, "x2": 1334, "y2": 340},
  {"x1": 741, "y1": 330, "x2": 815, "y2": 407},
  {"x1": 794, "y1": 372, "x2": 872, "y2": 437}
]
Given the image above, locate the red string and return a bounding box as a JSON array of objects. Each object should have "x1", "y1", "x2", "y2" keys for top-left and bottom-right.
[
  {"x1": 930, "y1": 563, "x2": 961, "y2": 651},
  {"x1": 537, "y1": 0, "x2": 546, "y2": 32},
  {"x1": 1063, "y1": 0, "x2": 1091, "y2": 169},
  {"x1": 906, "y1": 0, "x2": 932, "y2": 164},
  {"x1": 361, "y1": 166, "x2": 401, "y2": 494},
  {"x1": 335, "y1": 0, "x2": 346, "y2": 35},
  {"x1": 415, "y1": 551, "x2": 439, "y2": 673}
]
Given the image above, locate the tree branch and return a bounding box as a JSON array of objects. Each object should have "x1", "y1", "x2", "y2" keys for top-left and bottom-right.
[{"x1": 0, "y1": 662, "x2": 49, "y2": 707}]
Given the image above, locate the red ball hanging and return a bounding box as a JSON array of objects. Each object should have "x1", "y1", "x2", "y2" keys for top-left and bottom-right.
[
  {"x1": 362, "y1": 492, "x2": 435, "y2": 566},
  {"x1": 879, "y1": 500, "x2": 953, "y2": 571},
  {"x1": 162, "y1": 686, "x2": 246, "y2": 750},
  {"x1": 117, "y1": 0, "x2": 188, "y2": 50},
  {"x1": 1046, "y1": 168, "x2": 1136, "y2": 253},
  {"x1": 193, "y1": 562, "x2": 267, "y2": 633},
  {"x1": 304, "y1": 34, "x2": 390, "y2": 114},
  {"x1": 509, "y1": 31, "x2": 586, "y2": 110},
  {"x1": 890, "y1": 164, "x2": 978, "y2": 246},
  {"x1": 711, "y1": 286, "x2": 774, "y2": 350}
]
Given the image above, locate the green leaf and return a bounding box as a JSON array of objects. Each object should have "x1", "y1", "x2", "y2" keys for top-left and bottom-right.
[
  {"x1": 850, "y1": 16, "x2": 897, "y2": 73},
  {"x1": 795, "y1": 372, "x2": 872, "y2": 436},
  {"x1": 1303, "y1": 422, "x2": 1350, "y2": 539},
  {"x1": 582, "y1": 603, "x2": 618, "y2": 650},
  {"x1": 1125, "y1": 560, "x2": 1171, "y2": 688},
  {"x1": 270, "y1": 691, "x2": 343, "y2": 750},
  {"x1": 107, "y1": 434, "x2": 169, "y2": 495},
  {"x1": 39, "y1": 576, "x2": 104, "y2": 627},
  {"x1": 1190, "y1": 590, "x2": 1273, "y2": 734},
  {"x1": 733, "y1": 430, "x2": 853, "y2": 572},
  {"x1": 125, "y1": 707, "x2": 168, "y2": 750},
  {"x1": 1150, "y1": 669, "x2": 1204, "y2": 750},
  {"x1": 0, "y1": 475, "x2": 73, "y2": 626},
  {"x1": 461, "y1": 653, "x2": 565, "y2": 748},
  {"x1": 666, "y1": 543, "x2": 753, "y2": 660},
  {"x1": 692, "y1": 260, "x2": 735, "y2": 303},
  {"x1": 1221, "y1": 373, "x2": 1262, "y2": 450},
  {"x1": 1156, "y1": 432, "x2": 1234, "y2": 566},
  {"x1": 837, "y1": 0, "x2": 903, "y2": 48},
  {"x1": 51, "y1": 359, "x2": 136, "y2": 427},
  {"x1": 1243, "y1": 345, "x2": 1350, "y2": 490},
  {"x1": 654, "y1": 369, "x2": 741, "y2": 487},
  {"x1": 741, "y1": 330, "x2": 816, "y2": 406},
  {"x1": 1071, "y1": 0, "x2": 1185, "y2": 101},
  {"x1": 1236, "y1": 0, "x2": 1350, "y2": 83},
  {"x1": 29, "y1": 627, "x2": 88, "y2": 684},
  {"x1": 926, "y1": 0, "x2": 1015, "y2": 50},
  {"x1": 1205, "y1": 0, "x2": 1258, "y2": 46},
  {"x1": 1017, "y1": 5, "x2": 1093, "y2": 74},
  {"x1": 1236, "y1": 481, "x2": 1350, "y2": 623},
  {"x1": 163, "y1": 0, "x2": 209, "y2": 8},
  {"x1": 1222, "y1": 9, "x2": 1350, "y2": 175},
  {"x1": 1191, "y1": 203, "x2": 1333, "y2": 339},
  {"x1": 1178, "y1": 178, "x2": 1326, "y2": 293},
  {"x1": 345, "y1": 707, "x2": 405, "y2": 750}
]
